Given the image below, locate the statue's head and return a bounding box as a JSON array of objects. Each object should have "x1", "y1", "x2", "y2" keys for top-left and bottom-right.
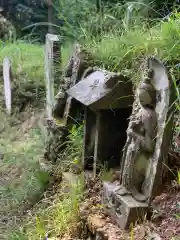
[{"x1": 138, "y1": 79, "x2": 156, "y2": 108}]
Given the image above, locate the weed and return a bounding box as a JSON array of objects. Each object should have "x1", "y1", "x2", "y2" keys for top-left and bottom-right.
[
  {"x1": 0, "y1": 41, "x2": 44, "y2": 81},
  {"x1": 0, "y1": 5, "x2": 180, "y2": 240},
  {"x1": 130, "y1": 224, "x2": 135, "y2": 240},
  {"x1": 5, "y1": 121, "x2": 84, "y2": 239},
  {"x1": 57, "y1": 124, "x2": 84, "y2": 169},
  {"x1": 0, "y1": 108, "x2": 48, "y2": 239},
  {"x1": 0, "y1": 41, "x2": 45, "y2": 111},
  {"x1": 84, "y1": 11, "x2": 180, "y2": 80},
  {"x1": 177, "y1": 171, "x2": 180, "y2": 185},
  {"x1": 100, "y1": 164, "x2": 114, "y2": 182},
  {"x1": 10, "y1": 177, "x2": 83, "y2": 240}
]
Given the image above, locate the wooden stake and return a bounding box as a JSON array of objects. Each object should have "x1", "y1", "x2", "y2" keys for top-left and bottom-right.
[
  {"x1": 93, "y1": 111, "x2": 100, "y2": 178},
  {"x1": 45, "y1": 34, "x2": 60, "y2": 120},
  {"x1": 3, "y1": 57, "x2": 11, "y2": 115}
]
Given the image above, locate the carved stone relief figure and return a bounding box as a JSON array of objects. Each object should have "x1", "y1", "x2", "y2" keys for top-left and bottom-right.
[
  {"x1": 118, "y1": 57, "x2": 176, "y2": 204},
  {"x1": 118, "y1": 68, "x2": 157, "y2": 202},
  {"x1": 141, "y1": 57, "x2": 176, "y2": 199},
  {"x1": 102, "y1": 57, "x2": 176, "y2": 229}
]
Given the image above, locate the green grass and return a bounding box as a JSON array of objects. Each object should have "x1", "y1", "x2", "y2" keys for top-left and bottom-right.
[
  {"x1": 0, "y1": 9, "x2": 179, "y2": 240},
  {"x1": 0, "y1": 40, "x2": 79, "y2": 239},
  {"x1": 85, "y1": 11, "x2": 180, "y2": 80},
  {"x1": 3, "y1": 121, "x2": 84, "y2": 240},
  {"x1": 0, "y1": 40, "x2": 73, "y2": 108},
  {"x1": 0, "y1": 129, "x2": 47, "y2": 208},
  {"x1": 0, "y1": 41, "x2": 44, "y2": 80},
  {"x1": 0, "y1": 41, "x2": 46, "y2": 110},
  {"x1": 9, "y1": 177, "x2": 83, "y2": 240},
  {"x1": 0, "y1": 113, "x2": 50, "y2": 239},
  {"x1": 0, "y1": 41, "x2": 49, "y2": 238},
  {"x1": 61, "y1": 44, "x2": 73, "y2": 68}
]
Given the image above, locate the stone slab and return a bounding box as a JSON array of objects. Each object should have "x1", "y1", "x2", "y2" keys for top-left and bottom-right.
[
  {"x1": 66, "y1": 70, "x2": 133, "y2": 110},
  {"x1": 102, "y1": 181, "x2": 149, "y2": 229}
]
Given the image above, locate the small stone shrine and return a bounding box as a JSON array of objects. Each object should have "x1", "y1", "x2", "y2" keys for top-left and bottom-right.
[
  {"x1": 52, "y1": 43, "x2": 176, "y2": 229},
  {"x1": 102, "y1": 57, "x2": 176, "y2": 229},
  {"x1": 66, "y1": 69, "x2": 133, "y2": 173}
]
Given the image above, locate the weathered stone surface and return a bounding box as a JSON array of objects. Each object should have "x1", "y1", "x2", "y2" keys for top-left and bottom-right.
[
  {"x1": 52, "y1": 46, "x2": 133, "y2": 171},
  {"x1": 53, "y1": 43, "x2": 94, "y2": 126},
  {"x1": 3, "y1": 57, "x2": 12, "y2": 115},
  {"x1": 46, "y1": 44, "x2": 95, "y2": 164},
  {"x1": 66, "y1": 70, "x2": 133, "y2": 110},
  {"x1": 45, "y1": 34, "x2": 61, "y2": 120},
  {"x1": 118, "y1": 57, "x2": 176, "y2": 202},
  {"x1": 102, "y1": 57, "x2": 176, "y2": 229},
  {"x1": 66, "y1": 68, "x2": 133, "y2": 171},
  {"x1": 102, "y1": 182, "x2": 148, "y2": 229}
]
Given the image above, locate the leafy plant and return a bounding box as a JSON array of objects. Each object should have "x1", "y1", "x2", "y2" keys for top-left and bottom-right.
[
  {"x1": 63, "y1": 124, "x2": 84, "y2": 167},
  {"x1": 11, "y1": 177, "x2": 83, "y2": 240},
  {"x1": 177, "y1": 171, "x2": 180, "y2": 185}
]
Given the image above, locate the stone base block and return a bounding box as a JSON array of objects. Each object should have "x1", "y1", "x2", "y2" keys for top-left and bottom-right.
[{"x1": 102, "y1": 181, "x2": 149, "y2": 229}]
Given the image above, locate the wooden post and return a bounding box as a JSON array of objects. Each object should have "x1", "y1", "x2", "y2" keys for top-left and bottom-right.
[
  {"x1": 93, "y1": 112, "x2": 101, "y2": 178},
  {"x1": 82, "y1": 107, "x2": 96, "y2": 169},
  {"x1": 45, "y1": 34, "x2": 61, "y2": 120},
  {"x1": 3, "y1": 57, "x2": 11, "y2": 115}
]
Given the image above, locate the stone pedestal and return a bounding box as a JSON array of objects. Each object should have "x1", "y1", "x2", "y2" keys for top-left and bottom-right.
[{"x1": 102, "y1": 182, "x2": 149, "y2": 229}]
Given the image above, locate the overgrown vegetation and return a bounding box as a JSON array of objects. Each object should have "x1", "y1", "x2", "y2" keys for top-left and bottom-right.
[
  {"x1": 0, "y1": 112, "x2": 49, "y2": 239},
  {"x1": 9, "y1": 179, "x2": 83, "y2": 240},
  {"x1": 0, "y1": 0, "x2": 179, "y2": 41},
  {"x1": 6, "y1": 124, "x2": 84, "y2": 240},
  {"x1": 0, "y1": 1, "x2": 179, "y2": 239},
  {"x1": 60, "y1": 124, "x2": 84, "y2": 170},
  {"x1": 85, "y1": 11, "x2": 180, "y2": 75},
  {"x1": 0, "y1": 41, "x2": 44, "y2": 79},
  {"x1": 0, "y1": 41, "x2": 45, "y2": 112},
  {"x1": 0, "y1": 42, "x2": 47, "y2": 239}
]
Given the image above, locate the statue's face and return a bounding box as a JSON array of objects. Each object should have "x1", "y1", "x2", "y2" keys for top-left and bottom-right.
[{"x1": 138, "y1": 88, "x2": 152, "y2": 106}]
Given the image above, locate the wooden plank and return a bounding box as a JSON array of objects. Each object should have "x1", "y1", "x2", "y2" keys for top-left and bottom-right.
[
  {"x1": 3, "y1": 57, "x2": 11, "y2": 115},
  {"x1": 93, "y1": 112, "x2": 101, "y2": 178},
  {"x1": 82, "y1": 108, "x2": 96, "y2": 170},
  {"x1": 45, "y1": 34, "x2": 61, "y2": 120},
  {"x1": 82, "y1": 107, "x2": 87, "y2": 170}
]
